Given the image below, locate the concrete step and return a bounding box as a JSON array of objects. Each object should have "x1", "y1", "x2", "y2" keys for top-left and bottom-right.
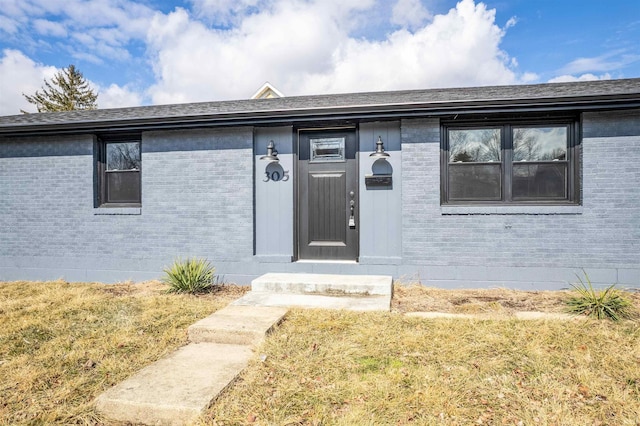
[
  {"x1": 232, "y1": 291, "x2": 391, "y2": 311},
  {"x1": 95, "y1": 342, "x2": 252, "y2": 426},
  {"x1": 251, "y1": 273, "x2": 393, "y2": 296},
  {"x1": 188, "y1": 305, "x2": 288, "y2": 345}
]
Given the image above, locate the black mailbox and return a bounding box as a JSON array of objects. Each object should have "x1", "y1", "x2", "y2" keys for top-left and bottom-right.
[{"x1": 365, "y1": 174, "x2": 392, "y2": 187}]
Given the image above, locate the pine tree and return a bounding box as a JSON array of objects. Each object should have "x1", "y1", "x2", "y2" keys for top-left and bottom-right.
[{"x1": 23, "y1": 65, "x2": 98, "y2": 112}]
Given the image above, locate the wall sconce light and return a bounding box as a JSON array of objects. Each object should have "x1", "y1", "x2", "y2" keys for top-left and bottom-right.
[
  {"x1": 370, "y1": 136, "x2": 390, "y2": 158},
  {"x1": 260, "y1": 140, "x2": 279, "y2": 162}
]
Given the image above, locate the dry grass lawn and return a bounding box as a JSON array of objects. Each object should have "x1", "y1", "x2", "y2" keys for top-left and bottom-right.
[
  {"x1": 394, "y1": 285, "x2": 579, "y2": 315},
  {"x1": 0, "y1": 280, "x2": 245, "y2": 424},
  {"x1": 205, "y1": 309, "x2": 640, "y2": 425},
  {"x1": 1, "y1": 280, "x2": 638, "y2": 425}
]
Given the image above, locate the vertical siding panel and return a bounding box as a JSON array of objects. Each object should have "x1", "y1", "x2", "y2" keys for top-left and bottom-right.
[
  {"x1": 254, "y1": 126, "x2": 294, "y2": 261},
  {"x1": 359, "y1": 121, "x2": 402, "y2": 264}
]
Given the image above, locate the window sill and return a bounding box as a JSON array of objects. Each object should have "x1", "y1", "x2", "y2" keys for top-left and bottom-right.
[
  {"x1": 94, "y1": 207, "x2": 141, "y2": 215},
  {"x1": 440, "y1": 205, "x2": 582, "y2": 215}
]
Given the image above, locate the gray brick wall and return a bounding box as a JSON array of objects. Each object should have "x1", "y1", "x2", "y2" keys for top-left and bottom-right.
[
  {"x1": 0, "y1": 128, "x2": 254, "y2": 282},
  {"x1": 581, "y1": 111, "x2": 640, "y2": 275},
  {"x1": 0, "y1": 135, "x2": 95, "y2": 261},
  {"x1": 582, "y1": 108, "x2": 640, "y2": 137},
  {"x1": 140, "y1": 128, "x2": 253, "y2": 264},
  {"x1": 400, "y1": 113, "x2": 640, "y2": 288},
  {"x1": 1, "y1": 110, "x2": 638, "y2": 288}
]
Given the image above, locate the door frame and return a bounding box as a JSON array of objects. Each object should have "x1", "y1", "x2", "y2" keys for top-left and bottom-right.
[{"x1": 294, "y1": 125, "x2": 359, "y2": 261}]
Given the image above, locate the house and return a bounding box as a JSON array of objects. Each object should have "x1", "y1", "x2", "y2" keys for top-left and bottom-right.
[
  {"x1": 1, "y1": 79, "x2": 639, "y2": 289},
  {"x1": 251, "y1": 82, "x2": 284, "y2": 99}
]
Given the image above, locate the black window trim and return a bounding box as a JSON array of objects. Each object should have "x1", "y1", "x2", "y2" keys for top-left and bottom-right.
[
  {"x1": 441, "y1": 115, "x2": 580, "y2": 206},
  {"x1": 96, "y1": 134, "x2": 142, "y2": 208}
]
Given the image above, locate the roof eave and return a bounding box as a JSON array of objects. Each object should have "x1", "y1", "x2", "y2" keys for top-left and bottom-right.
[{"x1": 1, "y1": 93, "x2": 640, "y2": 137}]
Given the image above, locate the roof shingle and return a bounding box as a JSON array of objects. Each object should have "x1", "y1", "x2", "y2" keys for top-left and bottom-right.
[{"x1": 2, "y1": 78, "x2": 640, "y2": 135}]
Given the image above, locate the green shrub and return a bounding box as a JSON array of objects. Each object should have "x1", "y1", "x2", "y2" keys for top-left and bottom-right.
[
  {"x1": 163, "y1": 257, "x2": 216, "y2": 294},
  {"x1": 566, "y1": 272, "x2": 634, "y2": 321}
]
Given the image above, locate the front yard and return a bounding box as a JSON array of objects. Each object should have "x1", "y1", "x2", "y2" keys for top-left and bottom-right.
[
  {"x1": 1, "y1": 280, "x2": 638, "y2": 425},
  {"x1": 0, "y1": 280, "x2": 244, "y2": 424},
  {"x1": 206, "y1": 308, "x2": 640, "y2": 425}
]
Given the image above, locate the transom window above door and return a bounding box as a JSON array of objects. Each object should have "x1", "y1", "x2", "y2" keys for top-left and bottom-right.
[
  {"x1": 441, "y1": 118, "x2": 579, "y2": 205},
  {"x1": 310, "y1": 137, "x2": 345, "y2": 162}
]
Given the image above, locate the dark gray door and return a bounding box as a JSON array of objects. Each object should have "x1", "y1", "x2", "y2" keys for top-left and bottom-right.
[{"x1": 298, "y1": 129, "x2": 358, "y2": 260}]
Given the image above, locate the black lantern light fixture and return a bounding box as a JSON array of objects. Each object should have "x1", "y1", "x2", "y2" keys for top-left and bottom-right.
[
  {"x1": 260, "y1": 140, "x2": 279, "y2": 162},
  {"x1": 370, "y1": 136, "x2": 390, "y2": 158}
]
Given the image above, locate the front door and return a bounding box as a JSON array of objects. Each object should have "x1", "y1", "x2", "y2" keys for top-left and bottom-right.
[{"x1": 297, "y1": 129, "x2": 358, "y2": 260}]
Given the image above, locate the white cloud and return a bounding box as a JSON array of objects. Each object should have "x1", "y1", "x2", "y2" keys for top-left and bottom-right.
[
  {"x1": 32, "y1": 19, "x2": 67, "y2": 37},
  {"x1": 520, "y1": 72, "x2": 539, "y2": 83},
  {"x1": 70, "y1": 28, "x2": 132, "y2": 63},
  {"x1": 504, "y1": 16, "x2": 517, "y2": 29},
  {"x1": 97, "y1": 83, "x2": 144, "y2": 109},
  {"x1": 2, "y1": 0, "x2": 154, "y2": 35},
  {"x1": 0, "y1": 0, "x2": 155, "y2": 63},
  {"x1": 146, "y1": 0, "x2": 522, "y2": 104},
  {"x1": 391, "y1": 0, "x2": 432, "y2": 30},
  {"x1": 551, "y1": 42, "x2": 638, "y2": 83},
  {"x1": 188, "y1": 0, "x2": 374, "y2": 29},
  {"x1": 548, "y1": 73, "x2": 612, "y2": 83},
  {"x1": 145, "y1": 1, "x2": 356, "y2": 103},
  {"x1": 559, "y1": 50, "x2": 640, "y2": 75},
  {"x1": 0, "y1": 15, "x2": 19, "y2": 34},
  {"x1": 0, "y1": 49, "x2": 57, "y2": 115},
  {"x1": 188, "y1": 0, "x2": 266, "y2": 25},
  {"x1": 1, "y1": 0, "x2": 537, "y2": 112},
  {"x1": 310, "y1": 0, "x2": 517, "y2": 93}
]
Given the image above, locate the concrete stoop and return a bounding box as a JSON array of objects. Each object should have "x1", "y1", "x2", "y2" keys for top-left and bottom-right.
[
  {"x1": 233, "y1": 291, "x2": 391, "y2": 311},
  {"x1": 94, "y1": 305, "x2": 288, "y2": 426},
  {"x1": 234, "y1": 273, "x2": 393, "y2": 311},
  {"x1": 94, "y1": 273, "x2": 392, "y2": 425},
  {"x1": 251, "y1": 272, "x2": 392, "y2": 295}
]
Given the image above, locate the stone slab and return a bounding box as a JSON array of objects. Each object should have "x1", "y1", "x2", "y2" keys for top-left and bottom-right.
[
  {"x1": 251, "y1": 272, "x2": 393, "y2": 295},
  {"x1": 405, "y1": 311, "x2": 584, "y2": 321},
  {"x1": 188, "y1": 305, "x2": 288, "y2": 345},
  {"x1": 232, "y1": 291, "x2": 391, "y2": 311},
  {"x1": 95, "y1": 342, "x2": 252, "y2": 426}
]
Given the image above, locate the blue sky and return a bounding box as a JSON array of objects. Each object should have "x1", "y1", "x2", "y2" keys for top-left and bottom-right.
[{"x1": 0, "y1": 0, "x2": 638, "y2": 115}]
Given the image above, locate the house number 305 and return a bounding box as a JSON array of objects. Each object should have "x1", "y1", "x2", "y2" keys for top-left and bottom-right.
[{"x1": 263, "y1": 170, "x2": 289, "y2": 182}]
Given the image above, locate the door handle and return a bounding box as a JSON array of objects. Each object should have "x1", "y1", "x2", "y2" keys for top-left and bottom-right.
[{"x1": 348, "y1": 191, "x2": 356, "y2": 228}]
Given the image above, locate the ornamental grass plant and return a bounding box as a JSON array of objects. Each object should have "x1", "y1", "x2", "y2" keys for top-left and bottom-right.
[
  {"x1": 566, "y1": 272, "x2": 635, "y2": 321},
  {"x1": 162, "y1": 257, "x2": 216, "y2": 294}
]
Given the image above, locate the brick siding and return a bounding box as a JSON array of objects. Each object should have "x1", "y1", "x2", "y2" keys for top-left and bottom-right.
[
  {"x1": 400, "y1": 112, "x2": 639, "y2": 286},
  {"x1": 0, "y1": 128, "x2": 253, "y2": 282}
]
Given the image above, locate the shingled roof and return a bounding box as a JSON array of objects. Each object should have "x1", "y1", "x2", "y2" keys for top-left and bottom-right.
[{"x1": 2, "y1": 78, "x2": 640, "y2": 136}]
